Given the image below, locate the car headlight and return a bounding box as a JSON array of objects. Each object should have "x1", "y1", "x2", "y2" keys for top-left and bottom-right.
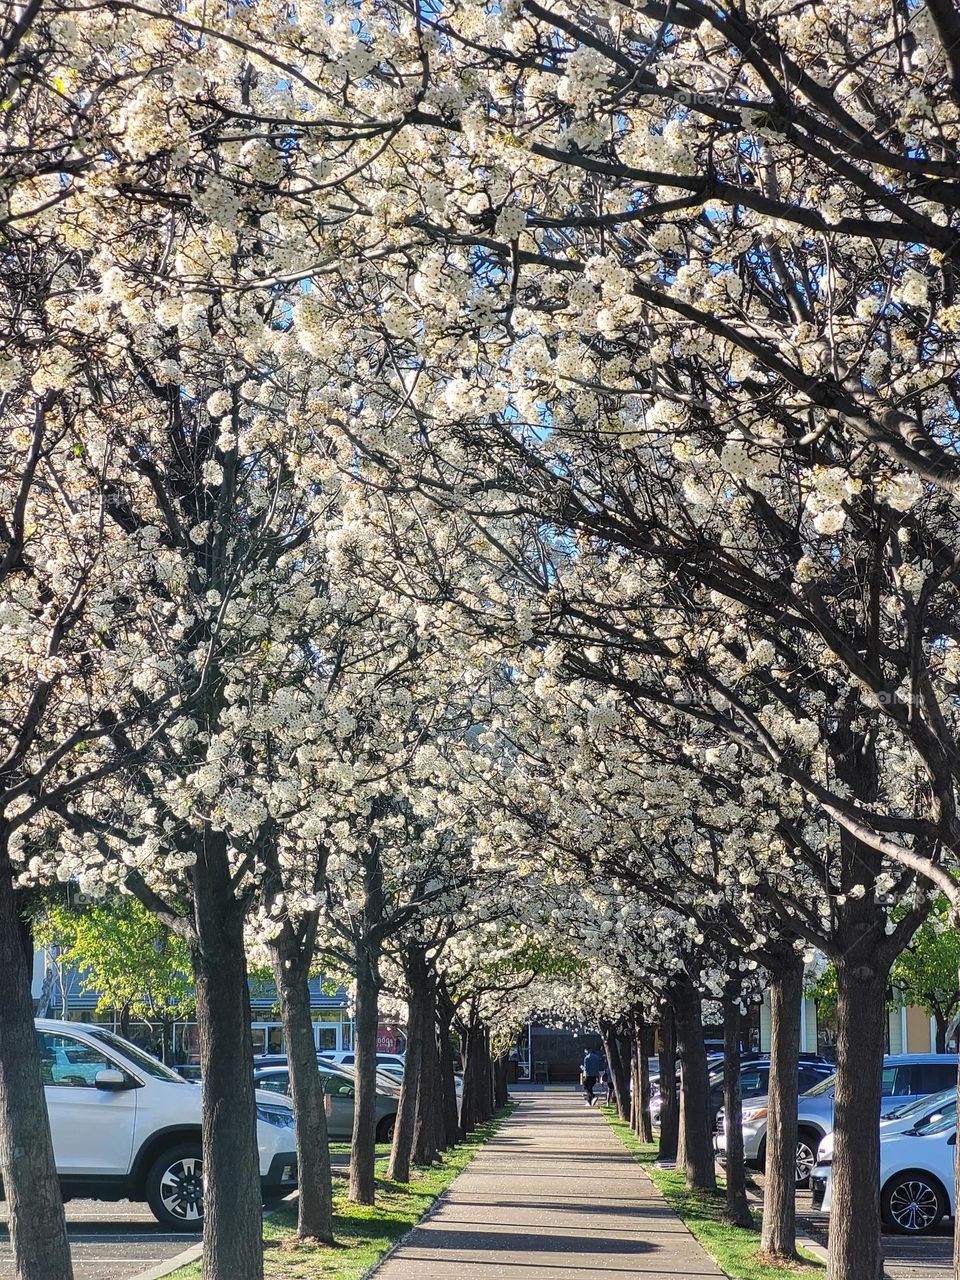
[
  {"x1": 742, "y1": 1107, "x2": 768, "y2": 1124},
  {"x1": 257, "y1": 1104, "x2": 295, "y2": 1129}
]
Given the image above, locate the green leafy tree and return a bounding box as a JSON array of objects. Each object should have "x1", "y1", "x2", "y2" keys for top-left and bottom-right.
[
  {"x1": 891, "y1": 900, "x2": 960, "y2": 1053},
  {"x1": 34, "y1": 897, "x2": 194, "y2": 1061},
  {"x1": 810, "y1": 902, "x2": 960, "y2": 1053}
]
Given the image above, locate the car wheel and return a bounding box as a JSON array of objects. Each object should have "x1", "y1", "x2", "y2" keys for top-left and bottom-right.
[
  {"x1": 145, "y1": 1143, "x2": 204, "y2": 1231},
  {"x1": 882, "y1": 1171, "x2": 948, "y2": 1235},
  {"x1": 376, "y1": 1115, "x2": 396, "y2": 1143},
  {"x1": 795, "y1": 1131, "x2": 819, "y2": 1187}
]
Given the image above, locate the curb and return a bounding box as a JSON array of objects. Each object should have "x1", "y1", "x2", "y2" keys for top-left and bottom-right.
[
  {"x1": 796, "y1": 1232, "x2": 830, "y2": 1265},
  {"x1": 743, "y1": 1183, "x2": 829, "y2": 1267},
  {"x1": 126, "y1": 1241, "x2": 202, "y2": 1280},
  {"x1": 365, "y1": 1098, "x2": 521, "y2": 1279},
  {"x1": 126, "y1": 1191, "x2": 299, "y2": 1280}
]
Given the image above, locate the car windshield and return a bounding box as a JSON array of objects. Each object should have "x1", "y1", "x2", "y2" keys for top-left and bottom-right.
[
  {"x1": 803, "y1": 1072, "x2": 836, "y2": 1097},
  {"x1": 84, "y1": 1028, "x2": 185, "y2": 1083},
  {"x1": 886, "y1": 1087, "x2": 956, "y2": 1120},
  {"x1": 912, "y1": 1113, "x2": 957, "y2": 1137}
]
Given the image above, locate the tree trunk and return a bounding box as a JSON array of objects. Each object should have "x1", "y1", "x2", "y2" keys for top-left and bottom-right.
[
  {"x1": 953, "y1": 998, "x2": 960, "y2": 1280},
  {"x1": 759, "y1": 951, "x2": 803, "y2": 1260},
  {"x1": 493, "y1": 1054, "x2": 509, "y2": 1109},
  {"x1": 638, "y1": 1018, "x2": 654, "y2": 1143},
  {"x1": 935, "y1": 1011, "x2": 947, "y2": 1054},
  {"x1": 458, "y1": 1015, "x2": 484, "y2": 1137},
  {"x1": 436, "y1": 987, "x2": 459, "y2": 1151},
  {"x1": 657, "y1": 1004, "x2": 679, "y2": 1162},
  {"x1": 160, "y1": 1019, "x2": 173, "y2": 1065},
  {"x1": 601, "y1": 1024, "x2": 630, "y2": 1121},
  {"x1": 348, "y1": 946, "x2": 380, "y2": 1204},
  {"x1": 271, "y1": 928, "x2": 333, "y2": 1244},
  {"x1": 190, "y1": 829, "x2": 263, "y2": 1280},
  {"x1": 827, "y1": 959, "x2": 889, "y2": 1280},
  {"x1": 629, "y1": 1032, "x2": 640, "y2": 1132},
  {"x1": 413, "y1": 979, "x2": 440, "y2": 1164},
  {"x1": 479, "y1": 1027, "x2": 494, "y2": 1122},
  {"x1": 0, "y1": 855, "x2": 74, "y2": 1280},
  {"x1": 387, "y1": 954, "x2": 426, "y2": 1183},
  {"x1": 722, "y1": 997, "x2": 751, "y2": 1228},
  {"x1": 674, "y1": 977, "x2": 715, "y2": 1190}
]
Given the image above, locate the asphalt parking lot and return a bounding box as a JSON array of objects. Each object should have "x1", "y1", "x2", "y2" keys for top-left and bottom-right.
[
  {"x1": 798, "y1": 1197, "x2": 952, "y2": 1280},
  {"x1": 0, "y1": 1200, "x2": 196, "y2": 1280},
  {"x1": 756, "y1": 1179, "x2": 953, "y2": 1279}
]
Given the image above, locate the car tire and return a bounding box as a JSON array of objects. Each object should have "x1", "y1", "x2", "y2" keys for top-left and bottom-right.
[
  {"x1": 145, "y1": 1143, "x2": 205, "y2": 1231},
  {"x1": 881, "y1": 1170, "x2": 948, "y2": 1235},
  {"x1": 376, "y1": 1115, "x2": 396, "y2": 1143},
  {"x1": 795, "y1": 1130, "x2": 820, "y2": 1188}
]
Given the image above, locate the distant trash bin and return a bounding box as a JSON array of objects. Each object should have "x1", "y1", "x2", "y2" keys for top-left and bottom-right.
[{"x1": 533, "y1": 1060, "x2": 549, "y2": 1083}]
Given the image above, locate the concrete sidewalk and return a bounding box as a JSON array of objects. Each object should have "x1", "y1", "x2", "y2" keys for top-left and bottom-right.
[{"x1": 372, "y1": 1093, "x2": 723, "y2": 1278}]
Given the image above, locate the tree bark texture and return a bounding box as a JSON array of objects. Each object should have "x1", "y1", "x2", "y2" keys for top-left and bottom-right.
[
  {"x1": 412, "y1": 974, "x2": 440, "y2": 1166},
  {"x1": 271, "y1": 929, "x2": 333, "y2": 1243},
  {"x1": 629, "y1": 1035, "x2": 640, "y2": 1132},
  {"x1": 674, "y1": 978, "x2": 715, "y2": 1190},
  {"x1": 827, "y1": 958, "x2": 889, "y2": 1280},
  {"x1": 759, "y1": 951, "x2": 803, "y2": 1260},
  {"x1": 935, "y1": 1013, "x2": 947, "y2": 1054},
  {"x1": 656, "y1": 1005, "x2": 679, "y2": 1162},
  {"x1": 387, "y1": 951, "x2": 427, "y2": 1183},
  {"x1": 436, "y1": 987, "x2": 459, "y2": 1152},
  {"x1": 0, "y1": 852, "x2": 75, "y2": 1280},
  {"x1": 493, "y1": 1053, "x2": 509, "y2": 1110},
  {"x1": 953, "y1": 1009, "x2": 960, "y2": 1280},
  {"x1": 722, "y1": 997, "x2": 752, "y2": 1228},
  {"x1": 480, "y1": 1027, "x2": 495, "y2": 1122},
  {"x1": 348, "y1": 947, "x2": 380, "y2": 1204},
  {"x1": 459, "y1": 1015, "x2": 490, "y2": 1137},
  {"x1": 190, "y1": 828, "x2": 263, "y2": 1280},
  {"x1": 601, "y1": 1023, "x2": 630, "y2": 1121},
  {"x1": 638, "y1": 1021, "x2": 654, "y2": 1143}
]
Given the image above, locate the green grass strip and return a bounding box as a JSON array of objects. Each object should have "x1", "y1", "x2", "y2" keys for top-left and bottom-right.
[
  {"x1": 599, "y1": 1105, "x2": 826, "y2": 1280},
  {"x1": 167, "y1": 1106, "x2": 515, "y2": 1280}
]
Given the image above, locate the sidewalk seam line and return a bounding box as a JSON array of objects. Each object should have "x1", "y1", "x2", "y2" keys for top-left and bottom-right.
[{"x1": 365, "y1": 1097, "x2": 524, "y2": 1278}]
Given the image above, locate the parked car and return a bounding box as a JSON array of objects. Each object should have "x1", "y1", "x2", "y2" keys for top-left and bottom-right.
[
  {"x1": 253, "y1": 1052, "x2": 400, "y2": 1094},
  {"x1": 32, "y1": 1018, "x2": 296, "y2": 1230},
  {"x1": 811, "y1": 1110, "x2": 958, "y2": 1234},
  {"x1": 253, "y1": 1062, "x2": 399, "y2": 1142},
  {"x1": 319, "y1": 1050, "x2": 407, "y2": 1074},
  {"x1": 715, "y1": 1053, "x2": 957, "y2": 1187},
  {"x1": 814, "y1": 1085, "x2": 957, "y2": 1165},
  {"x1": 649, "y1": 1051, "x2": 776, "y2": 1124},
  {"x1": 653, "y1": 1055, "x2": 832, "y2": 1129}
]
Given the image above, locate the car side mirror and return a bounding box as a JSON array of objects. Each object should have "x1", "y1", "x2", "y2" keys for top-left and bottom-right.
[
  {"x1": 95, "y1": 1068, "x2": 137, "y2": 1091},
  {"x1": 949, "y1": 1132, "x2": 957, "y2": 1146}
]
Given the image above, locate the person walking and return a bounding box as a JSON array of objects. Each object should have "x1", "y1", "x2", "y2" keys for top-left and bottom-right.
[{"x1": 581, "y1": 1046, "x2": 602, "y2": 1106}]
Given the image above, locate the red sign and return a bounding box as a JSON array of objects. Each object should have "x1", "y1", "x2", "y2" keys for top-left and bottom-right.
[{"x1": 376, "y1": 1023, "x2": 402, "y2": 1053}]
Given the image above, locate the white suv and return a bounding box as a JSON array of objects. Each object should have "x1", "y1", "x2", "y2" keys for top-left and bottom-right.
[
  {"x1": 34, "y1": 1019, "x2": 296, "y2": 1230},
  {"x1": 318, "y1": 1050, "x2": 406, "y2": 1073}
]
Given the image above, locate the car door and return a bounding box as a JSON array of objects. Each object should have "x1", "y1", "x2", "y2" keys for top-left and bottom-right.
[
  {"x1": 740, "y1": 1067, "x2": 769, "y2": 1102},
  {"x1": 257, "y1": 1071, "x2": 291, "y2": 1098},
  {"x1": 322, "y1": 1073, "x2": 355, "y2": 1139},
  {"x1": 881, "y1": 1063, "x2": 918, "y2": 1110},
  {"x1": 798, "y1": 1066, "x2": 831, "y2": 1094},
  {"x1": 39, "y1": 1031, "x2": 138, "y2": 1176},
  {"x1": 911, "y1": 1062, "x2": 956, "y2": 1098}
]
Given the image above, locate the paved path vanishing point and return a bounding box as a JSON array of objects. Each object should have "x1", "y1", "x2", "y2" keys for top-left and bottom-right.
[{"x1": 373, "y1": 1092, "x2": 723, "y2": 1279}]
